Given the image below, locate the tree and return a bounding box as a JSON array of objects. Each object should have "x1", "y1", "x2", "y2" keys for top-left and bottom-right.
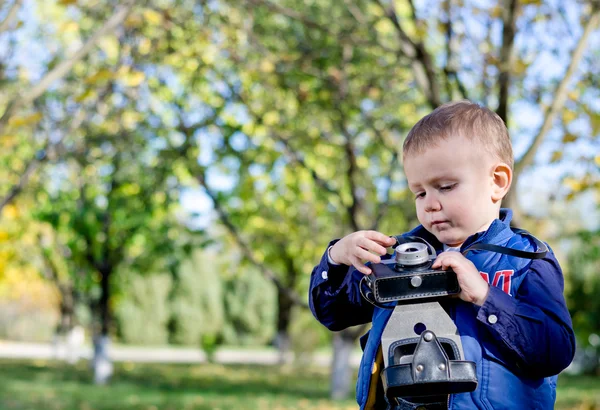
[
  {"x1": 34, "y1": 104, "x2": 201, "y2": 383},
  {"x1": 189, "y1": 0, "x2": 600, "y2": 398}
]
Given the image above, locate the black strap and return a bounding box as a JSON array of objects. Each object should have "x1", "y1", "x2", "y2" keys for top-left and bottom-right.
[
  {"x1": 461, "y1": 229, "x2": 548, "y2": 260},
  {"x1": 391, "y1": 229, "x2": 548, "y2": 261}
]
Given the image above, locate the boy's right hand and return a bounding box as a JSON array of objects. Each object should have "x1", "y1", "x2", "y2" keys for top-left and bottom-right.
[{"x1": 329, "y1": 231, "x2": 396, "y2": 275}]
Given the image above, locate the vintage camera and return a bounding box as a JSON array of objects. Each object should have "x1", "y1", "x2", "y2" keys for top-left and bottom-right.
[
  {"x1": 364, "y1": 237, "x2": 460, "y2": 304},
  {"x1": 361, "y1": 237, "x2": 478, "y2": 405}
]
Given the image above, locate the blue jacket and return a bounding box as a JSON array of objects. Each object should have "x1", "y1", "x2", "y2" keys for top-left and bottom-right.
[{"x1": 309, "y1": 210, "x2": 575, "y2": 409}]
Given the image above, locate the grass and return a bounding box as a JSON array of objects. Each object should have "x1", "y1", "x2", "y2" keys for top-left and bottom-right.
[{"x1": 0, "y1": 359, "x2": 598, "y2": 409}]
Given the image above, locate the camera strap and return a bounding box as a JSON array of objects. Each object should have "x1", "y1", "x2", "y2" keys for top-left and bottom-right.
[
  {"x1": 461, "y1": 229, "x2": 548, "y2": 260},
  {"x1": 392, "y1": 228, "x2": 548, "y2": 261}
]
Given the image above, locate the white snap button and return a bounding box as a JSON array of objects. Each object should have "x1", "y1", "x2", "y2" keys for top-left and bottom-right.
[
  {"x1": 488, "y1": 314, "x2": 498, "y2": 324},
  {"x1": 321, "y1": 270, "x2": 328, "y2": 280}
]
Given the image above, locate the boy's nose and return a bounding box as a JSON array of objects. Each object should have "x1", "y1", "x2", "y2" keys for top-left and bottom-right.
[{"x1": 424, "y1": 196, "x2": 441, "y2": 212}]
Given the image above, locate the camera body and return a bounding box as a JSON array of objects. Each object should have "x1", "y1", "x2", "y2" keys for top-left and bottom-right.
[{"x1": 365, "y1": 239, "x2": 460, "y2": 304}]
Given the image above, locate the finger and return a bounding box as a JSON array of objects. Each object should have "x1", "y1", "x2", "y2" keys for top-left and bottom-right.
[
  {"x1": 364, "y1": 231, "x2": 397, "y2": 247},
  {"x1": 432, "y1": 254, "x2": 448, "y2": 269},
  {"x1": 350, "y1": 256, "x2": 372, "y2": 275},
  {"x1": 355, "y1": 247, "x2": 382, "y2": 264},
  {"x1": 358, "y1": 238, "x2": 388, "y2": 256},
  {"x1": 433, "y1": 253, "x2": 456, "y2": 270}
]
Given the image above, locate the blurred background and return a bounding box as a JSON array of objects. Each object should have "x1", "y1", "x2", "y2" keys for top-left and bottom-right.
[{"x1": 0, "y1": 0, "x2": 599, "y2": 409}]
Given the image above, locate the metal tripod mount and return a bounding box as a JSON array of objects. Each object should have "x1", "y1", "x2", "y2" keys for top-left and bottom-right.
[{"x1": 362, "y1": 239, "x2": 478, "y2": 405}]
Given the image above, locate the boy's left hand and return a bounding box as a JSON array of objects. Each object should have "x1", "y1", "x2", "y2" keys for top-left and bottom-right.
[{"x1": 432, "y1": 252, "x2": 489, "y2": 306}]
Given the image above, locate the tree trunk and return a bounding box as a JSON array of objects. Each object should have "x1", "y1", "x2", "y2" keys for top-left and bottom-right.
[
  {"x1": 275, "y1": 288, "x2": 293, "y2": 364},
  {"x1": 52, "y1": 288, "x2": 76, "y2": 362},
  {"x1": 330, "y1": 330, "x2": 355, "y2": 400},
  {"x1": 92, "y1": 334, "x2": 113, "y2": 385},
  {"x1": 92, "y1": 267, "x2": 113, "y2": 384}
]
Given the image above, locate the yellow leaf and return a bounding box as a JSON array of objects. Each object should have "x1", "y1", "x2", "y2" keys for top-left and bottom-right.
[
  {"x1": 490, "y1": 5, "x2": 503, "y2": 18},
  {"x1": 562, "y1": 110, "x2": 577, "y2": 124},
  {"x1": 85, "y1": 69, "x2": 113, "y2": 85},
  {"x1": 8, "y1": 113, "x2": 43, "y2": 127},
  {"x1": 262, "y1": 111, "x2": 280, "y2": 126},
  {"x1": 567, "y1": 90, "x2": 580, "y2": 101},
  {"x1": 122, "y1": 183, "x2": 141, "y2": 195},
  {"x1": 513, "y1": 59, "x2": 528, "y2": 75},
  {"x1": 564, "y1": 177, "x2": 583, "y2": 192},
  {"x1": 143, "y1": 9, "x2": 163, "y2": 25},
  {"x1": 122, "y1": 111, "x2": 141, "y2": 129},
  {"x1": 562, "y1": 133, "x2": 577, "y2": 143},
  {"x1": 124, "y1": 14, "x2": 143, "y2": 29},
  {"x1": 1, "y1": 204, "x2": 19, "y2": 219},
  {"x1": 249, "y1": 216, "x2": 266, "y2": 229},
  {"x1": 121, "y1": 71, "x2": 145, "y2": 87},
  {"x1": 550, "y1": 151, "x2": 563, "y2": 163},
  {"x1": 59, "y1": 21, "x2": 79, "y2": 33},
  {"x1": 0, "y1": 135, "x2": 16, "y2": 147},
  {"x1": 356, "y1": 156, "x2": 369, "y2": 169},
  {"x1": 184, "y1": 59, "x2": 199, "y2": 73},
  {"x1": 98, "y1": 36, "x2": 120, "y2": 63},
  {"x1": 374, "y1": 19, "x2": 395, "y2": 35},
  {"x1": 595, "y1": 155, "x2": 600, "y2": 168},
  {"x1": 58, "y1": 0, "x2": 77, "y2": 5},
  {"x1": 74, "y1": 89, "x2": 96, "y2": 103},
  {"x1": 260, "y1": 60, "x2": 275, "y2": 73},
  {"x1": 138, "y1": 38, "x2": 152, "y2": 55},
  {"x1": 201, "y1": 45, "x2": 218, "y2": 65}
]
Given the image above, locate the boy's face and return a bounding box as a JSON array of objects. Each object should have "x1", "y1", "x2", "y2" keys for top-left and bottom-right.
[{"x1": 403, "y1": 135, "x2": 502, "y2": 247}]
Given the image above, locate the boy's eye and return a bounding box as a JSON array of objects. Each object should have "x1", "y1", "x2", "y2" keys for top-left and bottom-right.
[
  {"x1": 439, "y1": 184, "x2": 456, "y2": 192},
  {"x1": 415, "y1": 192, "x2": 425, "y2": 199}
]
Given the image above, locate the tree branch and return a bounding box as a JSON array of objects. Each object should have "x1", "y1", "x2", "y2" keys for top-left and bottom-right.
[
  {"x1": 374, "y1": 0, "x2": 442, "y2": 108},
  {"x1": 0, "y1": 0, "x2": 135, "y2": 137},
  {"x1": 0, "y1": 148, "x2": 45, "y2": 212},
  {"x1": 0, "y1": 0, "x2": 22, "y2": 34},
  {"x1": 245, "y1": 0, "x2": 327, "y2": 31},
  {"x1": 196, "y1": 169, "x2": 309, "y2": 309},
  {"x1": 514, "y1": 8, "x2": 600, "y2": 178},
  {"x1": 441, "y1": 0, "x2": 469, "y2": 100},
  {"x1": 221, "y1": 78, "x2": 345, "y2": 201},
  {"x1": 0, "y1": 108, "x2": 86, "y2": 213},
  {"x1": 496, "y1": 0, "x2": 519, "y2": 123}
]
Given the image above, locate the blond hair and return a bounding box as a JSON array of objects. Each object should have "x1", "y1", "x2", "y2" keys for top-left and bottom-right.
[{"x1": 403, "y1": 100, "x2": 514, "y2": 169}]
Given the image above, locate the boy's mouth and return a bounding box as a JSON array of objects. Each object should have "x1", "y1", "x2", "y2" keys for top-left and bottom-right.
[{"x1": 431, "y1": 220, "x2": 450, "y2": 228}]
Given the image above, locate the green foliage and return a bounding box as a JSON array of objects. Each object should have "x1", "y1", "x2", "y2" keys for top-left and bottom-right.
[
  {"x1": 289, "y1": 306, "x2": 331, "y2": 361},
  {"x1": 566, "y1": 229, "x2": 600, "y2": 348},
  {"x1": 114, "y1": 273, "x2": 172, "y2": 345},
  {"x1": 169, "y1": 250, "x2": 225, "y2": 346},
  {"x1": 221, "y1": 265, "x2": 277, "y2": 346}
]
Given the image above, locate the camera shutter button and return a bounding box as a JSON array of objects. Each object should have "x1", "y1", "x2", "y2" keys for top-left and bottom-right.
[{"x1": 410, "y1": 276, "x2": 422, "y2": 288}]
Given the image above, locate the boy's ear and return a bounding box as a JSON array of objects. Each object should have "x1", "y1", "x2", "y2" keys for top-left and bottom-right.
[{"x1": 491, "y1": 162, "x2": 512, "y2": 202}]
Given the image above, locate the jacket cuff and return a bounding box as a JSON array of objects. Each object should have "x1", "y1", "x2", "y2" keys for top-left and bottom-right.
[
  {"x1": 476, "y1": 285, "x2": 517, "y2": 334},
  {"x1": 312, "y1": 239, "x2": 350, "y2": 293}
]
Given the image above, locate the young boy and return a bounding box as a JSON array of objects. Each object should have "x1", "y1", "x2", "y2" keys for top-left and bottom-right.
[{"x1": 309, "y1": 101, "x2": 575, "y2": 409}]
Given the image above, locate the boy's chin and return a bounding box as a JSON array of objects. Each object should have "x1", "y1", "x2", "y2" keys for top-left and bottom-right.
[{"x1": 433, "y1": 232, "x2": 466, "y2": 248}]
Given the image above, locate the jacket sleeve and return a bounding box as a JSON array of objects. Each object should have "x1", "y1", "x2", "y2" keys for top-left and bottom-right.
[
  {"x1": 476, "y1": 251, "x2": 576, "y2": 378},
  {"x1": 309, "y1": 240, "x2": 374, "y2": 331}
]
